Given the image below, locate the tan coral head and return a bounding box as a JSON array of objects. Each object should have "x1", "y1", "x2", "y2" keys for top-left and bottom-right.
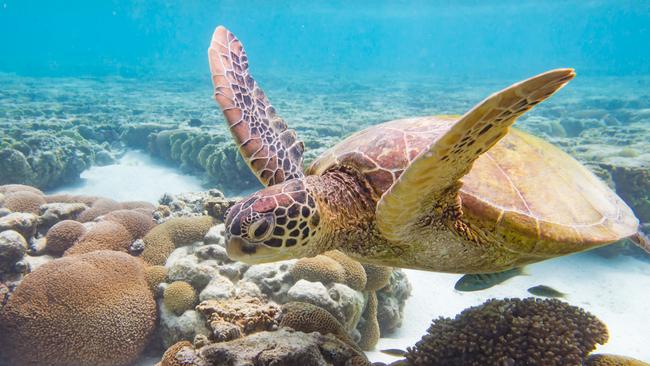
[{"x1": 224, "y1": 179, "x2": 323, "y2": 263}]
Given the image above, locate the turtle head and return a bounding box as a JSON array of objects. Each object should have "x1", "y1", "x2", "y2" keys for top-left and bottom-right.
[{"x1": 224, "y1": 179, "x2": 322, "y2": 263}]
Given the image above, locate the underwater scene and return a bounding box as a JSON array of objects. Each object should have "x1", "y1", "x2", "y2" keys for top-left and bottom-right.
[{"x1": 1, "y1": 1, "x2": 649, "y2": 365}]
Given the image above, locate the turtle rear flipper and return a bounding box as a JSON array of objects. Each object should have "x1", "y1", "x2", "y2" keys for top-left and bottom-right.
[
  {"x1": 208, "y1": 26, "x2": 305, "y2": 187},
  {"x1": 375, "y1": 69, "x2": 575, "y2": 242}
]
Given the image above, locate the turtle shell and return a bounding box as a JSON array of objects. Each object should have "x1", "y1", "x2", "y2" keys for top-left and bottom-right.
[{"x1": 307, "y1": 116, "x2": 638, "y2": 250}]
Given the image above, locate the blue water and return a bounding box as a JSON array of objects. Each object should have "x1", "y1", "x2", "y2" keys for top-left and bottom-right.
[{"x1": 1, "y1": 0, "x2": 649, "y2": 78}]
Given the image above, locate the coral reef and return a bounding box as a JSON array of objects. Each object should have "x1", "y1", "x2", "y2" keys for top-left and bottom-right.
[
  {"x1": 142, "y1": 216, "x2": 216, "y2": 265},
  {"x1": 0, "y1": 250, "x2": 157, "y2": 366},
  {"x1": 163, "y1": 281, "x2": 198, "y2": 315},
  {"x1": 404, "y1": 298, "x2": 609, "y2": 366},
  {"x1": 155, "y1": 223, "x2": 410, "y2": 352},
  {"x1": 44, "y1": 219, "x2": 87, "y2": 255}
]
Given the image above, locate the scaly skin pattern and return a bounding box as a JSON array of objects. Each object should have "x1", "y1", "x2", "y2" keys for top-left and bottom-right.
[{"x1": 307, "y1": 169, "x2": 534, "y2": 273}]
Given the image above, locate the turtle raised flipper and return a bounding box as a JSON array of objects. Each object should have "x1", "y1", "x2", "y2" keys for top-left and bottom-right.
[
  {"x1": 208, "y1": 26, "x2": 304, "y2": 186},
  {"x1": 376, "y1": 69, "x2": 575, "y2": 242}
]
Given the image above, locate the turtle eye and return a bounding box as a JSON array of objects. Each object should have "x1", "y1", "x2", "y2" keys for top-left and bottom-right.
[{"x1": 247, "y1": 216, "x2": 274, "y2": 241}]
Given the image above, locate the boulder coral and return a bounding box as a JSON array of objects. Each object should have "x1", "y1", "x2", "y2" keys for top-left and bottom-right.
[
  {"x1": 142, "y1": 216, "x2": 215, "y2": 265},
  {"x1": 163, "y1": 281, "x2": 198, "y2": 315},
  {"x1": 64, "y1": 220, "x2": 133, "y2": 256},
  {"x1": 45, "y1": 219, "x2": 87, "y2": 255},
  {"x1": 0, "y1": 250, "x2": 157, "y2": 366},
  {"x1": 2, "y1": 190, "x2": 46, "y2": 214},
  {"x1": 404, "y1": 298, "x2": 609, "y2": 366}
]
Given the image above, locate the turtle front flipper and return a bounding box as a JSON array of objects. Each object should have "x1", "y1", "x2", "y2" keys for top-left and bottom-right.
[
  {"x1": 208, "y1": 26, "x2": 304, "y2": 186},
  {"x1": 375, "y1": 69, "x2": 575, "y2": 242}
]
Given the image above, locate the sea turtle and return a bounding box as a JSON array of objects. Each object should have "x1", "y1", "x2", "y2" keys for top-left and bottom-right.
[{"x1": 208, "y1": 26, "x2": 645, "y2": 273}]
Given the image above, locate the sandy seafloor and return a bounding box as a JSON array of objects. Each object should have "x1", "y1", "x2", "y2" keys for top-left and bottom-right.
[{"x1": 51, "y1": 151, "x2": 650, "y2": 364}]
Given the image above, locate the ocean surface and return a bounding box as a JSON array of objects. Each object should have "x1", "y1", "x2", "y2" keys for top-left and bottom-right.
[{"x1": 1, "y1": 1, "x2": 649, "y2": 365}]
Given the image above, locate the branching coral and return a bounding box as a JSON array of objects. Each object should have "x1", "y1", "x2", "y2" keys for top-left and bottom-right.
[
  {"x1": 45, "y1": 219, "x2": 87, "y2": 255},
  {"x1": 405, "y1": 298, "x2": 609, "y2": 366},
  {"x1": 142, "y1": 216, "x2": 215, "y2": 265},
  {"x1": 0, "y1": 250, "x2": 157, "y2": 366},
  {"x1": 163, "y1": 281, "x2": 198, "y2": 315}
]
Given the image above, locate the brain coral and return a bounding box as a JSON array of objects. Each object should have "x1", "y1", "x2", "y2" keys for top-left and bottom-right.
[
  {"x1": 0, "y1": 250, "x2": 157, "y2": 366},
  {"x1": 78, "y1": 197, "x2": 123, "y2": 222},
  {"x1": 3, "y1": 190, "x2": 46, "y2": 214},
  {"x1": 362, "y1": 263, "x2": 392, "y2": 291},
  {"x1": 585, "y1": 354, "x2": 650, "y2": 366},
  {"x1": 164, "y1": 281, "x2": 198, "y2": 315},
  {"x1": 291, "y1": 255, "x2": 347, "y2": 284},
  {"x1": 103, "y1": 209, "x2": 156, "y2": 239},
  {"x1": 357, "y1": 291, "x2": 380, "y2": 351},
  {"x1": 64, "y1": 221, "x2": 133, "y2": 256},
  {"x1": 280, "y1": 301, "x2": 358, "y2": 349},
  {"x1": 405, "y1": 298, "x2": 609, "y2": 366},
  {"x1": 323, "y1": 250, "x2": 367, "y2": 291},
  {"x1": 45, "y1": 219, "x2": 87, "y2": 255},
  {"x1": 145, "y1": 265, "x2": 168, "y2": 292},
  {"x1": 142, "y1": 216, "x2": 215, "y2": 265}
]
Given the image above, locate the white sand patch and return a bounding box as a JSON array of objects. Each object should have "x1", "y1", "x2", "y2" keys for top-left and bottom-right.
[
  {"x1": 49, "y1": 150, "x2": 205, "y2": 203},
  {"x1": 368, "y1": 252, "x2": 650, "y2": 363}
]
